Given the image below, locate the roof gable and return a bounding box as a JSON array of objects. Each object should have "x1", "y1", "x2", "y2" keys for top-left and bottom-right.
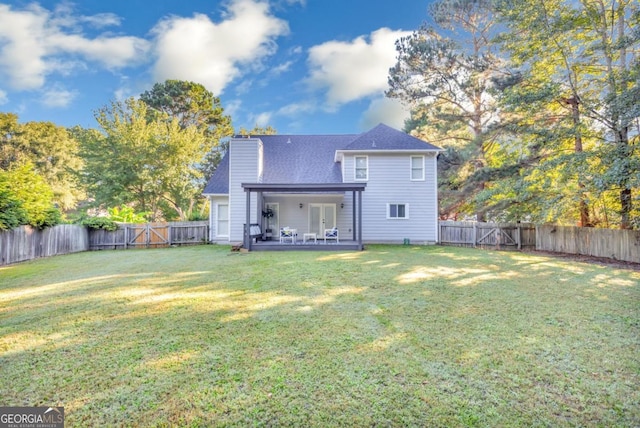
[{"x1": 343, "y1": 123, "x2": 440, "y2": 151}]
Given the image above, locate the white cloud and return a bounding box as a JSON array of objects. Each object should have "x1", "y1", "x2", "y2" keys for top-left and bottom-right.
[
  {"x1": 151, "y1": 0, "x2": 289, "y2": 95},
  {"x1": 0, "y1": 3, "x2": 149, "y2": 91},
  {"x1": 41, "y1": 85, "x2": 76, "y2": 107},
  {"x1": 224, "y1": 99, "x2": 242, "y2": 118},
  {"x1": 306, "y1": 28, "x2": 410, "y2": 106},
  {"x1": 250, "y1": 111, "x2": 272, "y2": 127},
  {"x1": 359, "y1": 97, "x2": 409, "y2": 130},
  {"x1": 78, "y1": 13, "x2": 122, "y2": 29},
  {"x1": 234, "y1": 79, "x2": 254, "y2": 95},
  {"x1": 269, "y1": 60, "x2": 293, "y2": 76},
  {"x1": 276, "y1": 101, "x2": 316, "y2": 116},
  {"x1": 0, "y1": 89, "x2": 7, "y2": 104},
  {"x1": 114, "y1": 84, "x2": 136, "y2": 102},
  {"x1": 51, "y1": 34, "x2": 150, "y2": 69},
  {"x1": 49, "y1": 2, "x2": 122, "y2": 30}
]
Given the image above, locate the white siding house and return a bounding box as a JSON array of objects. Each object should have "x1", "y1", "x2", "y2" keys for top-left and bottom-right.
[{"x1": 203, "y1": 124, "x2": 441, "y2": 248}]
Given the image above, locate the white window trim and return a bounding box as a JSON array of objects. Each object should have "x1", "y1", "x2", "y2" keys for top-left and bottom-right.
[
  {"x1": 354, "y1": 155, "x2": 368, "y2": 181},
  {"x1": 410, "y1": 155, "x2": 425, "y2": 181},
  {"x1": 387, "y1": 203, "x2": 409, "y2": 219}
]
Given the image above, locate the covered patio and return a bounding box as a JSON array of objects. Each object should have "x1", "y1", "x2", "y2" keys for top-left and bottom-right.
[{"x1": 242, "y1": 183, "x2": 366, "y2": 251}]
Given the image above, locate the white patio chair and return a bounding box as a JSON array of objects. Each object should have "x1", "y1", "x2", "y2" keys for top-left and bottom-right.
[
  {"x1": 280, "y1": 227, "x2": 295, "y2": 244},
  {"x1": 324, "y1": 227, "x2": 339, "y2": 244}
]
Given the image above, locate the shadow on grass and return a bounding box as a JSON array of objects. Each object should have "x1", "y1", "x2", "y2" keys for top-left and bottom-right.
[{"x1": 0, "y1": 245, "x2": 638, "y2": 426}]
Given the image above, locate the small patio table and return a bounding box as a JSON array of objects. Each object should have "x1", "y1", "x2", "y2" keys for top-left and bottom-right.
[{"x1": 303, "y1": 233, "x2": 317, "y2": 244}]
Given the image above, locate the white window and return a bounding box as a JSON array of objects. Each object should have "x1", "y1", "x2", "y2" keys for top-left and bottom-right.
[
  {"x1": 216, "y1": 204, "x2": 229, "y2": 237},
  {"x1": 355, "y1": 156, "x2": 368, "y2": 180},
  {"x1": 411, "y1": 156, "x2": 425, "y2": 180},
  {"x1": 387, "y1": 203, "x2": 409, "y2": 219}
]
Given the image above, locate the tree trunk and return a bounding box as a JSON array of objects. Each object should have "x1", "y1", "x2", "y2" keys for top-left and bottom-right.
[
  {"x1": 620, "y1": 188, "x2": 632, "y2": 229},
  {"x1": 618, "y1": 129, "x2": 632, "y2": 229},
  {"x1": 566, "y1": 96, "x2": 591, "y2": 227}
]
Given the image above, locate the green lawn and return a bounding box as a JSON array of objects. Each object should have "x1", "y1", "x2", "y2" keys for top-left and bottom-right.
[{"x1": 0, "y1": 245, "x2": 638, "y2": 427}]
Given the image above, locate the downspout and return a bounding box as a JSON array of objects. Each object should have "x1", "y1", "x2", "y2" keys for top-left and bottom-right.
[
  {"x1": 358, "y1": 190, "x2": 363, "y2": 249},
  {"x1": 245, "y1": 190, "x2": 252, "y2": 251},
  {"x1": 352, "y1": 190, "x2": 357, "y2": 242},
  {"x1": 208, "y1": 196, "x2": 214, "y2": 242}
]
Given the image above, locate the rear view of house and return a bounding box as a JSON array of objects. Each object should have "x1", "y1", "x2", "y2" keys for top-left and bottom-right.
[{"x1": 203, "y1": 123, "x2": 441, "y2": 250}]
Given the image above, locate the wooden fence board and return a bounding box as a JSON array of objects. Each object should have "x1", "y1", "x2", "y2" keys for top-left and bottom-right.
[
  {"x1": 0, "y1": 225, "x2": 88, "y2": 265},
  {"x1": 536, "y1": 225, "x2": 640, "y2": 263}
]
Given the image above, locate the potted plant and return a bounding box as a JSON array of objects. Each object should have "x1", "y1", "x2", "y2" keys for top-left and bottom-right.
[{"x1": 262, "y1": 208, "x2": 274, "y2": 240}]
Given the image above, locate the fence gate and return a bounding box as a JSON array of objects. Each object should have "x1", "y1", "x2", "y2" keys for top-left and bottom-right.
[
  {"x1": 126, "y1": 223, "x2": 169, "y2": 248},
  {"x1": 439, "y1": 221, "x2": 536, "y2": 249},
  {"x1": 88, "y1": 221, "x2": 209, "y2": 250},
  {"x1": 476, "y1": 226, "x2": 518, "y2": 248}
]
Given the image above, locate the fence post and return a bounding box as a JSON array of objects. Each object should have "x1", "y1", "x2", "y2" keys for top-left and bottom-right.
[
  {"x1": 473, "y1": 223, "x2": 477, "y2": 248},
  {"x1": 517, "y1": 224, "x2": 522, "y2": 250}
]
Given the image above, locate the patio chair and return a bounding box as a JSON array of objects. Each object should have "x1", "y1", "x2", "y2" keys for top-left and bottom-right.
[
  {"x1": 324, "y1": 227, "x2": 339, "y2": 244},
  {"x1": 280, "y1": 227, "x2": 295, "y2": 244}
]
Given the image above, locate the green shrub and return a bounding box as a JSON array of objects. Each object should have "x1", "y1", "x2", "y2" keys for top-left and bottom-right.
[
  {"x1": 0, "y1": 163, "x2": 62, "y2": 230},
  {"x1": 80, "y1": 216, "x2": 119, "y2": 231},
  {"x1": 108, "y1": 205, "x2": 149, "y2": 223},
  {"x1": 0, "y1": 187, "x2": 28, "y2": 230}
]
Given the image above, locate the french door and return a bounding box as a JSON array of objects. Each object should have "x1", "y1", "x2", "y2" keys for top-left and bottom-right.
[{"x1": 309, "y1": 204, "x2": 336, "y2": 235}]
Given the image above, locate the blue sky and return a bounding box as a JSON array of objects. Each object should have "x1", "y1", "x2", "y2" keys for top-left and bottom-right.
[{"x1": 0, "y1": 0, "x2": 433, "y2": 134}]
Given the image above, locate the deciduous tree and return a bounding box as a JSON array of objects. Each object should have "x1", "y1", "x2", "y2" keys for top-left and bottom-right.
[
  {"x1": 77, "y1": 98, "x2": 208, "y2": 220},
  {"x1": 140, "y1": 80, "x2": 234, "y2": 186},
  {"x1": 496, "y1": 0, "x2": 639, "y2": 228},
  {"x1": 0, "y1": 113, "x2": 83, "y2": 210}
]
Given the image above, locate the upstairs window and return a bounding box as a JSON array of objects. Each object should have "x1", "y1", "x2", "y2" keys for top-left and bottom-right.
[
  {"x1": 355, "y1": 156, "x2": 368, "y2": 180},
  {"x1": 411, "y1": 156, "x2": 424, "y2": 180},
  {"x1": 388, "y1": 203, "x2": 408, "y2": 219}
]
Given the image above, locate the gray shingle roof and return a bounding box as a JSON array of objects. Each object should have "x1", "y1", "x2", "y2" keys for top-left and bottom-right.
[
  {"x1": 343, "y1": 123, "x2": 441, "y2": 151},
  {"x1": 203, "y1": 152, "x2": 229, "y2": 194},
  {"x1": 203, "y1": 123, "x2": 440, "y2": 195},
  {"x1": 260, "y1": 134, "x2": 356, "y2": 183}
]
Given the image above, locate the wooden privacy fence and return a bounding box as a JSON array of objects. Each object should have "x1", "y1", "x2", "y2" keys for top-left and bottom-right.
[
  {"x1": 0, "y1": 221, "x2": 209, "y2": 265},
  {"x1": 536, "y1": 224, "x2": 640, "y2": 263},
  {"x1": 439, "y1": 221, "x2": 639, "y2": 263},
  {"x1": 439, "y1": 221, "x2": 536, "y2": 249},
  {"x1": 0, "y1": 224, "x2": 89, "y2": 265},
  {"x1": 2, "y1": 221, "x2": 638, "y2": 265},
  {"x1": 89, "y1": 221, "x2": 209, "y2": 250}
]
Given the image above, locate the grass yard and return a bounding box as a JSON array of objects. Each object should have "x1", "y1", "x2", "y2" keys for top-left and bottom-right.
[{"x1": 0, "y1": 245, "x2": 638, "y2": 427}]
